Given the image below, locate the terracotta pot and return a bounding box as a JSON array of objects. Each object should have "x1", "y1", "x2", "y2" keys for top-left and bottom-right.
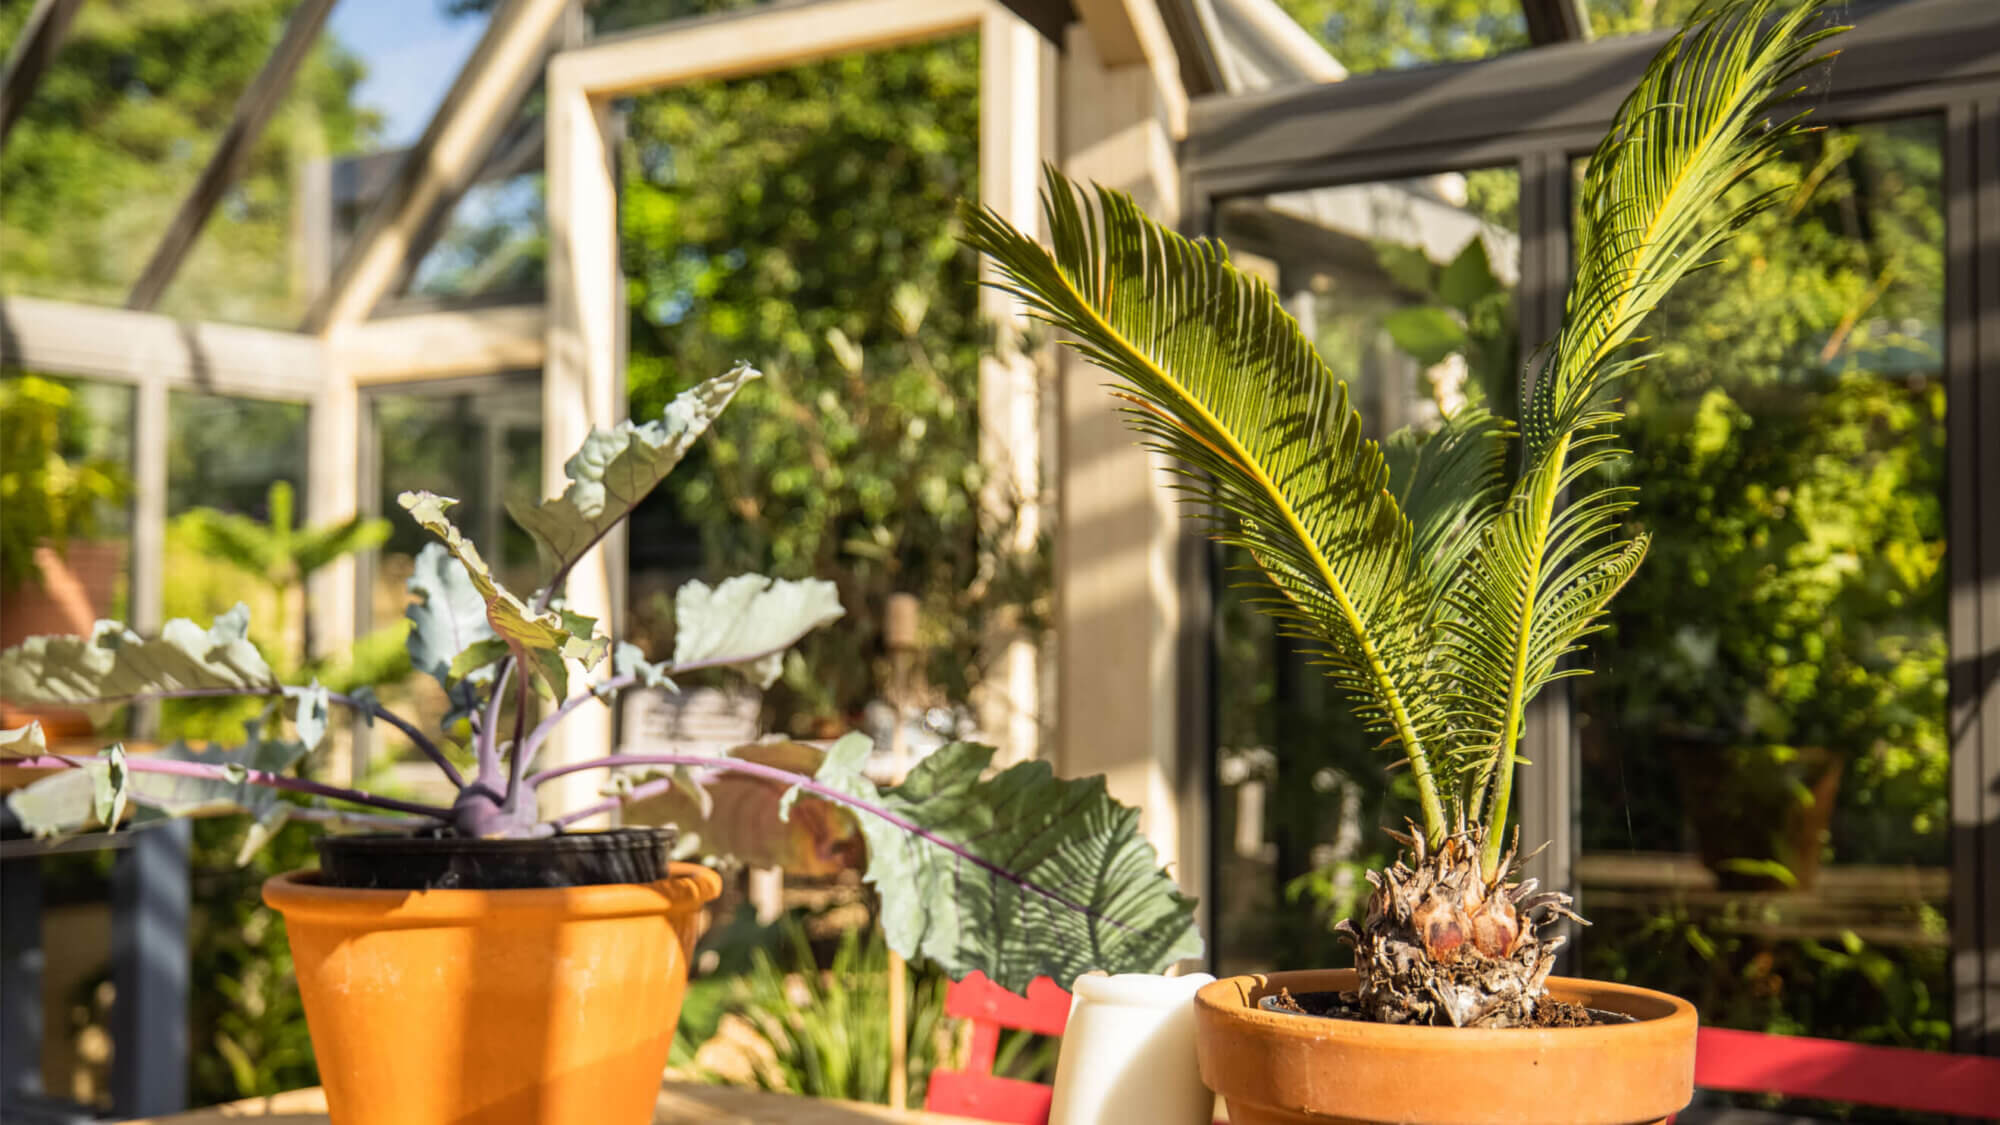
[
  {"x1": 1, "y1": 540, "x2": 126, "y2": 741},
  {"x1": 264, "y1": 862, "x2": 723, "y2": 1125},
  {"x1": 1193, "y1": 969, "x2": 1696, "y2": 1125}
]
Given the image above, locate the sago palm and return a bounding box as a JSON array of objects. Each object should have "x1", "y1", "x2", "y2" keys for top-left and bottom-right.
[{"x1": 965, "y1": 0, "x2": 1843, "y2": 1027}]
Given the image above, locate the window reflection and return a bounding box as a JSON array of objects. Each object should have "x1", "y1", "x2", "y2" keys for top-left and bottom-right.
[
  {"x1": 0, "y1": 2, "x2": 285, "y2": 308},
  {"x1": 1212, "y1": 169, "x2": 1519, "y2": 975},
  {"x1": 1575, "y1": 117, "x2": 1951, "y2": 1068},
  {"x1": 363, "y1": 375, "x2": 542, "y2": 760},
  {"x1": 0, "y1": 373, "x2": 134, "y2": 744},
  {"x1": 1269, "y1": 0, "x2": 1531, "y2": 77}
]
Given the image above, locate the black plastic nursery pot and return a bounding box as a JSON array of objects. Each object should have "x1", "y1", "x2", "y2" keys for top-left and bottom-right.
[{"x1": 262, "y1": 827, "x2": 721, "y2": 1125}]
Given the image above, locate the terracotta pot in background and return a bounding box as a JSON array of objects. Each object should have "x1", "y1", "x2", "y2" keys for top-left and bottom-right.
[
  {"x1": 264, "y1": 862, "x2": 722, "y2": 1125},
  {"x1": 1194, "y1": 969, "x2": 1696, "y2": 1125},
  {"x1": 0, "y1": 540, "x2": 125, "y2": 740},
  {"x1": 1671, "y1": 737, "x2": 1844, "y2": 891}
]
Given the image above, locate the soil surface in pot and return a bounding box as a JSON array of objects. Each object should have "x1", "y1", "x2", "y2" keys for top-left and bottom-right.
[
  {"x1": 1262, "y1": 989, "x2": 1634, "y2": 1029},
  {"x1": 316, "y1": 827, "x2": 676, "y2": 890}
]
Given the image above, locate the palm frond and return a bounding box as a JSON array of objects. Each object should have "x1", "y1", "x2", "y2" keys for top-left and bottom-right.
[
  {"x1": 1385, "y1": 403, "x2": 1514, "y2": 629},
  {"x1": 961, "y1": 171, "x2": 1451, "y2": 840},
  {"x1": 1448, "y1": 0, "x2": 1842, "y2": 871}
]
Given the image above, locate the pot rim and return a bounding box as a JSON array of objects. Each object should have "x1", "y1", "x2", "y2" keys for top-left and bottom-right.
[
  {"x1": 262, "y1": 862, "x2": 721, "y2": 925},
  {"x1": 316, "y1": 825, "x2": 673, "y2": 855},
  {"x1": 1196, "y1": 969, "x2": 1696, "y2": 1047}
]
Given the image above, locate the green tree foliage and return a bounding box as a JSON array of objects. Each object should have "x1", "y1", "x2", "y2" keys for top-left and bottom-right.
[
  {"x1": 1274, "y1": 0, "x2": 1529, "y2": 73},
  {"x1": 0, "y1": 375, "x2": 130, "y2": 592},
  {"x1": 1582, "y1": 118, "x2": 1948, "y2": 866},
  {"x1": 0, "y1": 0, "x2": 376, "y2": 324},
  {"x1": 619, "y1": 31, "x2": 1038, "y2": 732}
]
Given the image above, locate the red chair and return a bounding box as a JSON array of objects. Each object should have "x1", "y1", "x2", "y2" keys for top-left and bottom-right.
[
  {"x1": 924, "y1": 973, "x2": 1073, "y2": 1124},
  {"x1": 1687, "y1": 1026, "x2": 2000, "y2": 1119}
]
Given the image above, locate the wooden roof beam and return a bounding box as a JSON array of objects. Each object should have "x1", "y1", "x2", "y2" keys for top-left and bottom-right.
[
  {"x1": 303, "y1": 0, "x2": 573, "y2": 333},
  {"x1": 125, "y1": 0, "x2": 338, "y2": 311},
  {"x1": 0, "y1": 0, "x2": 84, "y2": 148}
]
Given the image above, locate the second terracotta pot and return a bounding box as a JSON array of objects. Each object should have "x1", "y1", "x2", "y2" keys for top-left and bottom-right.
[
  {"x1": 1193, "y1": 969, "x2": 1696, "y2": 1125},
  {"x1": 264, "y1": 862, "x2": 721, "y2": 1125}
]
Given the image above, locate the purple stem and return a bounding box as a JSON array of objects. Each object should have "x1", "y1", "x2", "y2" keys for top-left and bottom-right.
[
  {"x1": 502, "y1": 662, "x2": 533, "y2": 810},
  {"x1": 515, "y1": 641, "x2": 804, "y2": 774},
  {"x1": 14, "y1": 755, "x2": 455, "y2": 821},
  {"x1": 48, "y1": 687, "x2": 463, "y2": 789},
  {"x1": 528, "y1": 753, "x2": 1124, "y2": 929},
  {"x1": 549, "y1": 773, "x2": 677, "y2": 827},
  {"x1": 474, "y1": 661, "x2": 511, "y2": 789},
  {"x1": 518, "y1": 673, "x2": 633, "y2": 770}
]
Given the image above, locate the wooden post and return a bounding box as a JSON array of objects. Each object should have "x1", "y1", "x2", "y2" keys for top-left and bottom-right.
[
  {"x1": 883, "y1": 591, "x2": 921, "y2": 1110},
  {"x1": 1053, "y1": 14, "x2": 1204, "y2": 924}
]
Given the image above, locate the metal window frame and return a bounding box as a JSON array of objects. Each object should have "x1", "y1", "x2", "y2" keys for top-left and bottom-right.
[{"x1": 1183, "y1": 0, "x2": 2000, "y2": 1052}]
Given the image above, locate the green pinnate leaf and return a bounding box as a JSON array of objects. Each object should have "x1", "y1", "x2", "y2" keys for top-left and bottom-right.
[
  {"x1": 509, "y1": 364, "x2": 759, "y2": 578},
  {"x1": 673, "y1": 574, "x2": 845, "y2": 687},
  {"x1": 803, "y1": 736, "x2": 1202, "y2": 992},
  {"x1": 0, "y1": 604, "x2": 276, "y2": 720}
]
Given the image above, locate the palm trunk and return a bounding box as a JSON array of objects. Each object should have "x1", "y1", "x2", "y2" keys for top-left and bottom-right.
[{"x1": 1338, "y1": 827, "x2": 1584, "y2": 1028}]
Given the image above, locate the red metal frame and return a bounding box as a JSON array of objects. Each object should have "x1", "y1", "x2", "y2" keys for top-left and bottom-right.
[
  {"x1": 924, "y1": 973, "x2": 1072, "y2": 1125},
  {"x1": 923, "y1": 975, "x2": 2000, "y2": 1122},
  {"x1": 1688, "y1": 1026, "x2": 2000, "y2": 1118}
]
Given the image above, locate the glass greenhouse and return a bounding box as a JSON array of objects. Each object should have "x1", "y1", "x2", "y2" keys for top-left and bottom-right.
[{"x1": 1, "y1": 0, "x2": 1996, "y2": 1120}]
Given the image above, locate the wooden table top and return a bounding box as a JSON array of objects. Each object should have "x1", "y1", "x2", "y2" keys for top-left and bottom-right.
[{"x1": 132, "y1": 1084, "x2": 989, "y2": 1124}]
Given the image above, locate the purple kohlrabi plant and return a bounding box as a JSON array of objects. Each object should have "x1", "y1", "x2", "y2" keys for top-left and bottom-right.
[{"x1": 0, "y1": 365, "x2": 1200, "y2": 990}]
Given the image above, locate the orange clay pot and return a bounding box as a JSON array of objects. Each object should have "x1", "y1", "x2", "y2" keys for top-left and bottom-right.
[
  {"x1": 1193, "y1": 969, "x2": 1696, "y2": 1125},
  {"x1": 263, "y1": 863, "x2": 722, "y2": 1125}
]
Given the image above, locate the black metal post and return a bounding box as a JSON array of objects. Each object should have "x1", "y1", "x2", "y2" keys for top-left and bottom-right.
[{"x1": 109, "y1": 821, "x2": 190, "y2": 1118}]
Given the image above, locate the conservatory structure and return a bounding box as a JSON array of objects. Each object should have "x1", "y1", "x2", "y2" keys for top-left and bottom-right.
[{"x1": 1, "y1": 0, "x2": 1997, "y2": 1118}]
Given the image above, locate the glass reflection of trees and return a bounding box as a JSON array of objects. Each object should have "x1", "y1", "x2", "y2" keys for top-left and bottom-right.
[{"x1": 1577, "y1": 118, "x2": 1950, "y2": 1057}]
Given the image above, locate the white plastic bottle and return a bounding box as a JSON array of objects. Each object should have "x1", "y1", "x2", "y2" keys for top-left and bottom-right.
[{"x1": 1047, "y1": 972, "x2": 1217, "y2": 1125}]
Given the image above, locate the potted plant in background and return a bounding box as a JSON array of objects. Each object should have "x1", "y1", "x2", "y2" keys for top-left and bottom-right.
[
  {"x1": 0, "y1": 374, "x2": 131, "y2": 741},
  {"x1": 966, "y1": 0, "x2": 1842, "y2": 1120},
  {"x1": 0, "y1": 364, "x2": 1200, "y2": 1124}
]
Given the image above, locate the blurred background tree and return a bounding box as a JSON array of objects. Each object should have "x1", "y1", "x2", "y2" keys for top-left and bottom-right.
[
  {"x1": 615, "y1": 23, "x2": 1045, "y2": 739},
  {"x1": 0, "y1": 0, "x2": 376, "y2": 322}
]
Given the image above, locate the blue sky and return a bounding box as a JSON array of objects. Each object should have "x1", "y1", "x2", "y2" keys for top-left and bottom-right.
[{"x1": 327, "y1": 1, "x2": 490, "y2": 149}]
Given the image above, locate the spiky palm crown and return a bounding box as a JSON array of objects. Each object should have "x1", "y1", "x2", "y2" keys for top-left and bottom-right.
[{"x1": 965, "y1": 0, "x2": 1844, "y2": 1022}]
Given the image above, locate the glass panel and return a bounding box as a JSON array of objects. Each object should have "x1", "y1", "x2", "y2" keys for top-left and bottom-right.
[
  {"x1": 327, "y1": 0, "x2": 492, "y2": 154},
  {"x1": 158, "y1": 392, "x2": 309, "y2": 742},
  {"x1": 0, "y1": 373, "x2": 135, "y2": 742},
  {"x1": 403, "y1": 170, "x2": 547, "y2": 301},
  {"x1": 1210, "y1": 168, "x2": 1521, "y2": 975},
  {"x1": 590, "y1": 0, "x2": 776, "y2": 37},
  {"x1": 1270, "y1": 0, "x2": 1530, "y2": 78},
  {"x1": 617, "y1": 35, "x2": 1021, "y2": 755},
  {"x1": 364, "y1": 374, "x2": 542, "y2": 752},
  {"x1": 0, "y1": 1, "x2": 290, "y2": 307},
  {"x1": 1586, "y1": 0, "x2": 1705, "y2": 37},
  {"x1": 1575, "y1": 117, "x2": 1950, "y2": 1084},
  {"x1": 159, "y1": 0, "x2": 495, "y2": 326}
]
